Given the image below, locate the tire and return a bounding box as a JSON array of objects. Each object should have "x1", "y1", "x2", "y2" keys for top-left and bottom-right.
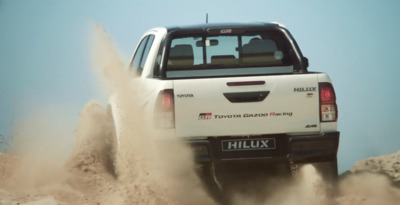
[
  {"x1": 310, "y1": 158, "x2": 339, "y2": 196},
  {"x1": 313, "y1": 159, "x2": 338, "y2": 181}
]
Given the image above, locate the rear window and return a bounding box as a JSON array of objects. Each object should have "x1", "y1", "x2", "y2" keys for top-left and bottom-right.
[{"x1": 165, "y1": 30, "x2": 294, "y2": 78}]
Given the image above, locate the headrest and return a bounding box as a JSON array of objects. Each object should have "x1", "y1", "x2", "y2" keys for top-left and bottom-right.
[{"x1": 168, "y1": 44, "x2": 194, "y2": 67}]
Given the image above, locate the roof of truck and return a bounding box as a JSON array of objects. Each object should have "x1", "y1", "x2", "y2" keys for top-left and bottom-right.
[{"x1": 165, "y1": 22, "x2": 284, "y2": 33}]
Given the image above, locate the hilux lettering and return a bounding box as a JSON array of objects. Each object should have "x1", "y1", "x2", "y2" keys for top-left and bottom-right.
[
  {"x1": 228, "y1": 140, "x2": 269, "y2": 149},
  {"x1": 294, "y1": 87, "x2": 317, "y2": 92},
  {"x1": 222, "y1": 138, "x2": 276, "y2": 151}
]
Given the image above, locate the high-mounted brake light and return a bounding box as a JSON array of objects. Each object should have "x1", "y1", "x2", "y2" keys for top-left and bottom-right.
[
  {"x1": 227, "y1": 81, "x2": 265, "y2": 86},
  {"x1": 319, "y1": 83, "x2": 337, "y2": 122},
  {"x1": 155, "y1": 89, "x2": 175, "y2": 128}
]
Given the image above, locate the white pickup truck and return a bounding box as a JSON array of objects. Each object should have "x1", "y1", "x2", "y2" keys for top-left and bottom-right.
[{"x1": 110, "y1": 22, "x2": 339, "y2": 202}]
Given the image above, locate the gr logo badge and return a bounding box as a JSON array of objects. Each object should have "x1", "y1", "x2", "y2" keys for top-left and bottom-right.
[{"x1": 198, "y1": 113, "x2": 212, "y2": 120}]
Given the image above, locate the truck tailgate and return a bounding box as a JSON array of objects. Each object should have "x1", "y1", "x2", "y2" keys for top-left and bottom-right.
[{"x1": 173, "y1": 74, "x2": 320, "y2": 138}]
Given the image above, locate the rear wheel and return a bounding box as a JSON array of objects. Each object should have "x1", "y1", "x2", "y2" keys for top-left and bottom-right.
[
  {"x1": 314, "y1": 159, "x2": 338, "y2": 195},
  {"x1": 313, "y1": 159, "x2": 338, "y2": 183},
  {"x1": 294, "y1": 158, "x2": 338, "y2": 197},
  {"x1": 196, "y1": 161, "x2": 291, "y2": 205}
]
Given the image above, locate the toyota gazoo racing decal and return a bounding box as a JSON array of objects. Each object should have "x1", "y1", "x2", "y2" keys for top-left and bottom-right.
[{"x1": 198, "y1": 112, "x2": 293, "y2": 120}]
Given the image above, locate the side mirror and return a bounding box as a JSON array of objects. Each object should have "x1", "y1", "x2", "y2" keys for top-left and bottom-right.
[{"x1": 302, "y1": 57, "x2": 309, "y2": 69}]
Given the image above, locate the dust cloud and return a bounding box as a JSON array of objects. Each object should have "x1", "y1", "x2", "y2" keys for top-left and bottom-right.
[
  {"x1": 1, "y1": 22, "x2": 400, "y2": 205},
  {"x1": 85, "y1": 22, "x2": 216, "y2": 205},
  {"x1": 231, "y1": 164, "x2": 400, "y2": 205}
]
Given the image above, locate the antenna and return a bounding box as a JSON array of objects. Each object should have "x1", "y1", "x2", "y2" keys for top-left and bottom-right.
[{"x1": 206, "y1": 13, "x2": 208, "y2": 24}]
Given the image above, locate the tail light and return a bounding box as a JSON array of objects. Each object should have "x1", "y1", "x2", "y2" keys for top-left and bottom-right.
[
  {"x1": 155, "y1": 89, "x2": 175, "y2": 128},
  {"x1": 319, "y1": 83, "x2": 337, "y2": 122}
]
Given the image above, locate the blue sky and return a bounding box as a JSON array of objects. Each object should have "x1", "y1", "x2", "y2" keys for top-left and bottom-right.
[{"x1": 1, "y1": 0, "x2": 399, "y2": 173}]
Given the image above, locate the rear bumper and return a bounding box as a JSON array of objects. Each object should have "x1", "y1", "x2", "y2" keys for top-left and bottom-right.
[
  {"x1": 187, "y1": 132, "x2": 339, "y2": 195},
  {"x1": 187, "y1": 132, "x2": 340, "y2": 164}
]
